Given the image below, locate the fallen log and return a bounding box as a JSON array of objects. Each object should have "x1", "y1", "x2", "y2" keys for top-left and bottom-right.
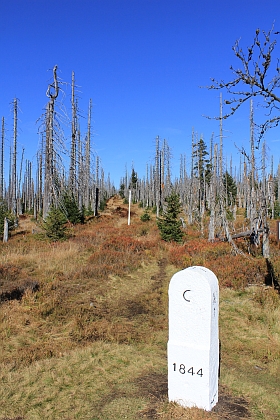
[{"x1": 231, "y1": 231, "x2": 251, "y2": 239}]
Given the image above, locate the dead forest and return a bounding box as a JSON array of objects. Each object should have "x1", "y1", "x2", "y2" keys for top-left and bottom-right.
[
  {"x1": 1, "y1": 64, "x2": 279, "y2": 258},
  {"x1": 2, "y1": 27, "x2": 280, "y2": 258}
]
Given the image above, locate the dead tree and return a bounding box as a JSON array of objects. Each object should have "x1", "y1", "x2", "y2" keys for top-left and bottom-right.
[
  {"x1": 41, "y1": 65, "x2": 67, "y2": 219},
  {"x1": 11, "y1": 98, "x2": 18, "y2": 215},
  {"x1": 69, "y1": 71, "x2": 77, "y2": 194},
  {"x1": 1, "y1": 117, "x2": 4, "y2": 199},
  {"x1": 186, "y1": 129, "x2": 195, "y2": 225},
  {"x1": 209, "y1": 25, "x2": 280, "y2": 144},
  {"x1": 219, "y1": 93, "x2": 223, "y2": 178},
  {"x1": 36, "y1": 151, "x2": 43, "y2": 217},
  {"x1": 43, "y1": 66, "x2": 59, "y2": 218},
  {"x1": 155, "y1": 135, "x2": 160, "y2": 216},
  {"x1": 247, "y1": 100, "x2": 257, "y2": 226},
  {"x1": 17, "y1": 147, "x2": 24, "y2": 215},
  {"x1": 207, "y1": 25, "x2": 280, "y2": 258},
  {"x1": 208, "y1": 143, "x2": 218, "y2": 242},
  {"x1": 85, "y1": 99, "x2": 92, "y2": 210}
]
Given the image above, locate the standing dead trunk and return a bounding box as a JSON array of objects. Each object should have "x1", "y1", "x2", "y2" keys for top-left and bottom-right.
[
  {"x1": 43, "y1": 65, "x2": 59, "y2": 219},
  {"x1": 155, "y1": 136, "x2": 160, "y2": 217},
  {"x1": 1, "y1": 117, "x2": 4, "y2": 200},
  {"x1": 69, "y1": 71, "x2": 77, "y2": 194},
  {"x1": 85, "y1": 99, "x2": 92, "y2": 210},
  {"x1": 37, "y1": 152, "x2": 43, "y2": 217},
  {"x1": 208, "y1": 144, "x2": 218, "y2": 241},
  {"x1": 219, "y1": 93, "x2": 223, "y2": 178},
  {"x1": 12, "y1": 98, "x2": 18, "y2": 215},
  {"x1": 94, "y1": 187, "x2": 99, "y2": 217},
  {"x1": 261, "y1": 192, "x2": 270, "y2": 258}
]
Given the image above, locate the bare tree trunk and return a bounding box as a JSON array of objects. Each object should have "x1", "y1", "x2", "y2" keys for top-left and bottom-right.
[
  {"x1": 155, "y1": 135, "x2": 160, "y2": 217},
  {"x1": 250, "y1": 100, "x2": 255, "y2": 187},
  {"x1": 187, "y1": 128, "x2": 195, "y2": 225},
  {"x1": 261, "y1": 143, "x2": 269, "y2": 258},
  {"x1": 69, "y1": 71, "x2": 77, "y2": 194},
  {"x1": 267, "y1": 175, "x2": 274, "y2": 219},
  {"x1": 0, "y1": 117, "x2": 4, "y2": 200},
  {"x1": 94, "y1": 187, "x2": 99, "y2": 216},
  {"x1": 208, "y1": 144, "x2": 217, "y2": 241},
  {"x1": 37, "y1": 152, "x2": 43, "y2": 216},
  {"x1": 12, "y1": 98, "x2": 18, "y2": 215},
  {"x1": 262, "y1": 196, "x2": 270, "y2": 258},
  {"x1": 17, "y1": 148, "x2": 24, "y2": 215},
  {"x1": 85, "y1": 99, "x2": 92, "y2": 210},
  {"x1": 43, "y1": 65, "x2": 59, "y2": 219},
  {"x1": 219, "y1": 93, "x2": 223, "y2": 178},
  {"x1": 77, "y1": 128, "x2": 84, "y2": 210},
  {"x1": 94, "y1": 155, "x2": 100, "y2": 214},
  {"x1": 165, "y1": 141, "x2": 172, "y2": 197},
  {"x1": 146, "y1": 164, "x2": 150, "y2": 207},
  {"x1": 248, "y1": 100, "x2": 257, "y2": 228}
]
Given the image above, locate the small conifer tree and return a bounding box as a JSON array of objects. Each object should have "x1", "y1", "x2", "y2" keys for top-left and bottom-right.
[
  {"x1": 61, "y1": 192, "x2": 84, "y2": 224},
  {"x1": 223, "y1": 171, "x2": 237, "y2": 205},
  {"x1": 43, "y1": 206, "x2": 67, "y2": 241},
  {"x1": 140, "y1": 208, "x2": 151, "y2": 222},
  {"x1": 157, "y1": 192, "x2": 183, "y2": 242}
]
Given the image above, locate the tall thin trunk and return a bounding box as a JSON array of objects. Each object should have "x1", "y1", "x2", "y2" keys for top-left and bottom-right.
[
  {"x1": 12, "y1": 98, "x2": 18, "y2": 214},
  {"x1": 188, "y1": 128, "x2": 195, "y2": 224},
  {"x1": 219, "y1": 93, "x2": 223, "y2": 178},
  {"x1": 43, "y1": 65, "x2": 59, "y2": 219},
  {"x1": 208, "y1": 143, "x2": 217, "y2": 242},
  {"x1": 69, "y1": 71, "x2": 77, "y2": 193},
  {"x1": 85, "y1": 99, "x2": 92, "y2": 209},
  {"x1": 155, "y1": 135, "x2": 160, "y2": 217},
  {"x1": 260, "y1": 142, "x2": 270, "y2": 258},
  {"x1": 250, "y1": 99, "x2": 255, "y2": 186},
  {"x1": 77, "y1": 128, "x2": 83, "y2": 210},
  {"x1": 17, "y1": 147, "x2": 24, "y2": 215},
  {"x1": 0, "y1": 117, "x2": 4, "y2": 199},
  {"x1": 37, "y1": 152, "x2": 43, "y2": 216}
]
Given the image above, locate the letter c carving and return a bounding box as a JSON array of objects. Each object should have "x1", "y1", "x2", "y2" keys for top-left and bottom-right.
[{"x1": 183, "y1": 290, "x2": 191, "y2": 302}]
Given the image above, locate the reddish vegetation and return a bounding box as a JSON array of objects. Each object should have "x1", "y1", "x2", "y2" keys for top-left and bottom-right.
[
  {"x1": 0, "y1": 198, "x2": 279, "y2": 418},
  {"x1": 168, "y1": 239, "x2": 268, "y2": 289}
]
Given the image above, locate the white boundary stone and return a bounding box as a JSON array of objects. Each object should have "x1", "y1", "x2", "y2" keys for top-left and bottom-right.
[{"x1": 168, "y1": 266, "x2": 219, "y2": 411}]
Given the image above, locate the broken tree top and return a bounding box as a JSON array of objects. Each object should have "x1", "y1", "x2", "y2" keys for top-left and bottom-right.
[{"x1": 168, "y1": 266, "x2": 219, "y2": 411}]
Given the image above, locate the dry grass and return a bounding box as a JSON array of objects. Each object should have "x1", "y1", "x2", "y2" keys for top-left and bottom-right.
[
  {"x1": 219, "y1": 287, "x2": 280, "y2": 419},
  {"x1": 0, "y1": 203, "x2": 279, "y2": 419}
]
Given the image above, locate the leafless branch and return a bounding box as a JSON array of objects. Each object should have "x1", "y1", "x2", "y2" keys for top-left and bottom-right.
[{"x1": 207, "y1": 25, "x2": 280, "y2": 147}]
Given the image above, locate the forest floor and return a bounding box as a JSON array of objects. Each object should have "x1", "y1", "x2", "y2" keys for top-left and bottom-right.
[{"x1": 0, "y1": 197, "x2": 279, "y2": 419}]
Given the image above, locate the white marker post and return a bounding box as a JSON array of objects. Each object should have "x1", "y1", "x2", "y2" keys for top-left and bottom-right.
[
  {"x1": 168, "y1": 266, "x2": 219, "y2": 411},
  {"x1": 128, "y1": 189, "x2": 131, "y2": 226}
]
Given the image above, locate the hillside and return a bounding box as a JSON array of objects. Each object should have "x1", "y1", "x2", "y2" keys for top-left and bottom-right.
[{"x1": 0, "y1": 198, "x2": 279, "y2": 419}]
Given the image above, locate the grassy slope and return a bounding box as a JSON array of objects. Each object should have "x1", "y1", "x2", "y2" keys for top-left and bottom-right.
[{"x1": 0, "y1": 200, "x2": 279, "y2": 419}]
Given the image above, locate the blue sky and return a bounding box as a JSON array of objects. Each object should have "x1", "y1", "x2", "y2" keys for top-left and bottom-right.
[{"x1": 2, "y1": 0, "x2": 280, "y2": 185}]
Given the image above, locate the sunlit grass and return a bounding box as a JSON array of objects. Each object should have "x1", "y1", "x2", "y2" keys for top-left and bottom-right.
[{"x1": 219, "y1": 287, "x2": 280, "y2": 419}]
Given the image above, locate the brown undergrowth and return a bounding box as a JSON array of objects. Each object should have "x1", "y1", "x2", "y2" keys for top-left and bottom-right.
[{"x1": 0, "y1": 200, "x2": 279, "y2": 419}]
